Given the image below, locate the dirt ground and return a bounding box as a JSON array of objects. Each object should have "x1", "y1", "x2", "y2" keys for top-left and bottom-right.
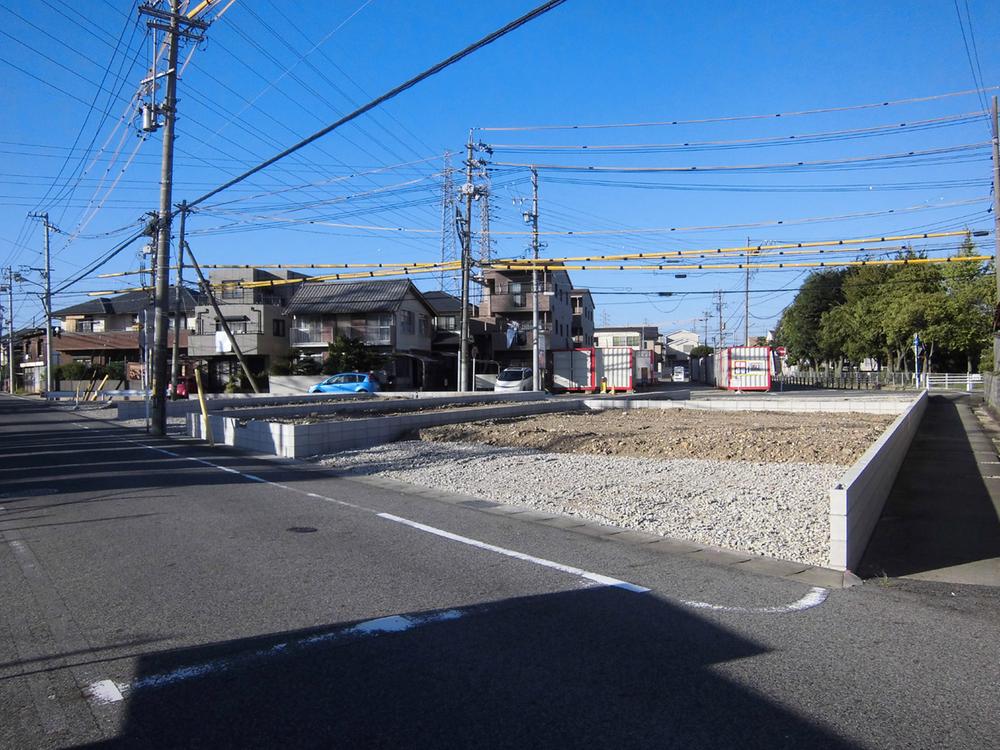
[{"x1": 419, "y1": 409, "x2": 894, "y2": 465}]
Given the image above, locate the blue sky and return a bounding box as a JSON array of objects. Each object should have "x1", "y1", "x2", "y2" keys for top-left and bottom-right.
[{"x1": 1, "y1": 0, "x2": 997, "y2": 341}]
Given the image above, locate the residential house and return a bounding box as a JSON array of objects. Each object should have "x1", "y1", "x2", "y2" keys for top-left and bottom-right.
[
  {"x1": 594, "y1": 325, "x2": 665, "y2": 376},
  {"x1": 422, "y1": 290, "x2": 497, "y2": 388},
  {"x1": 569, "y1": 289, "x2": 595, "y2": 347},
  {"x1": 187, "y1": 268, "x2": 305, "y2": 390},
  {"x1": 663, "y1": 329, "x2": 700, "y2": 367},
  {"x1": 45, "y1": 287, "x2": 197, "y2": 383},
  {"x1": 478, "y1": 265, "x2": 575, "y2": 372},
  {"x1": 285, "y1": 279, "x2": 437, "y2": 389}
]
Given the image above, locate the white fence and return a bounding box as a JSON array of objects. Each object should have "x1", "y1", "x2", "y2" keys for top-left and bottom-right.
[{"x1": 923, "y1": 373, "x2": 982, "y2": 392}]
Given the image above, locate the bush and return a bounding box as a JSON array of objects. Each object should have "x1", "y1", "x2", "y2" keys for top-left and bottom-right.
[
  {"x1": 294, "y1": 356, "x2": 321, "y2": 376},
  {"x1": 270, "y1": 357, "x2": 292, "y2": 376},
  {"x1": 56, "y1": 361, "x2": 90, "y2": 382},
  {"x1": 689, "y1": 345, "x2": 714, "y2": 359}
]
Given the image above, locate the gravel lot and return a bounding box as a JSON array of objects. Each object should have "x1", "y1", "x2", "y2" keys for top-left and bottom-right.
[
  {"x1": 319, "y1": 440, "x2": 845, "y2": 566},
  {"x1": 419, "y1": 408, "x2": 892, "y2": 464}
]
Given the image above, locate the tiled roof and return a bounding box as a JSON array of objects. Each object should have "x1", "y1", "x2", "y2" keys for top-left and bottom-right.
[
  {"x1": 285, "y1": 279, "x2": 429, "y2": 315},
  {"x1": 52, "y1": 287, "x2": 199, "y2": 318},
  {"x1": 421, "y1": 290, "x2": 466, "y2": 314}
]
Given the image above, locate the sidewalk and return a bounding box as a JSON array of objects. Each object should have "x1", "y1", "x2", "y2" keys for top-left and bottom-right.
[{"x1": 858, "y1": 393, "x2": 1000, "y2": 585}]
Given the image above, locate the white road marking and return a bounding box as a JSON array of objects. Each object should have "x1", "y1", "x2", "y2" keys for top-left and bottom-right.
[
  {"x1": 680, "y1": 586, "x2": 829, "y2": 614},
  {"x1": 68, "y1": 426, "x2": 829, "y2": 619},
  {"x1": 378, "y1": 512, "x2": 651, "y2": 594},
  {"x1": 85, "y1": 609, "x2": 465, "y2": 704},
  {"x1": 84, "y1": 680, "x2": 123, "y2": 705}
]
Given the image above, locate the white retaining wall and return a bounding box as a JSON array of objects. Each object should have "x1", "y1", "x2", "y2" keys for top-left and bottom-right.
[
  {"x1": 828, "y1": 391, "x2": 928, "y2": 571},
  {"x1": 585, "y1": 396, "x2": 911, "y2": 415},
  {"x1": 188, "y1": 399, "x2": 584, "y2": 458}
]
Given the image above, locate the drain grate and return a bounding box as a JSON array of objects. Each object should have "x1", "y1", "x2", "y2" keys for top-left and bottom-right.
[{"x1": 286, "y1": 526, "x2": 318, "y2": 533}]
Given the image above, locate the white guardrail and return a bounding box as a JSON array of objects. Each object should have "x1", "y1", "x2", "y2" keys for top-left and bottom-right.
[{"x1": 923, "y1": 373, "x2": 982, "y2": 392}]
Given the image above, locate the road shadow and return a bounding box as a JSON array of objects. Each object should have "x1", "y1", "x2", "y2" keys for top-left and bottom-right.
[
  {"x1": 859, "y1": 394, "x2": 1000, "y2": 579},
  {"x1": 75, "y1": 587, "x2": 857, "y2": 749}
]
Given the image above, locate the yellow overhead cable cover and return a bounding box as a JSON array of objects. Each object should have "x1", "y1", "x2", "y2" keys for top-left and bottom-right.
[
  {"x1": 486, "y1": 255, "x2": 993, "y2": 272},
  {"x1": 97, "y1": 261, "x2": 458, "y2": 278},
  {"x1": 86, "y1": 264, "x2": 460, "y2": 296},
  {"x1": 488, "y1": 230, "x2": 982, "y2": 264}
]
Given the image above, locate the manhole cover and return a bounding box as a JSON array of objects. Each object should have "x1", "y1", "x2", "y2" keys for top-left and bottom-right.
[
  {"x1": 0, "y1": 488, "x2": 59, "y2": 499},
  {"x1": 286, "y1": 526, "x2": 318, "y2": 534}
]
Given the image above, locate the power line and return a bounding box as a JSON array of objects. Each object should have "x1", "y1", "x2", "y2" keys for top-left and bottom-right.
[{"x1": 477, "y1": 86, "x2": 1000, "y2": 131}]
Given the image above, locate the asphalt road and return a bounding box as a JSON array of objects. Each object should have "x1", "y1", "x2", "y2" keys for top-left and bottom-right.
[{"x1": 1, "y1": 394, "x2": 998, "y2": 749}]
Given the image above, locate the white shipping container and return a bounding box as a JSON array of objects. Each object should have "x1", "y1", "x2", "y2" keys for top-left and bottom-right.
[
  {"x1": 552, "y1": 348, "x2": 595, "y2": 391},
  {"x1": 725, "y1": 346, "x2": 773, "y2": 391},
  {"x1": 595, "y1": 347, "x2": 633, "y2": 391}
]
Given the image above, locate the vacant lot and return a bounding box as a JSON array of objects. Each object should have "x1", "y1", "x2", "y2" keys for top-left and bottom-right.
[{"x1": 419, "y1": 408, "x2": 893, "y2": 465}]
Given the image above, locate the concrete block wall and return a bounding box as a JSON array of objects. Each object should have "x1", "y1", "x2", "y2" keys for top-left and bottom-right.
[
  {"x1": 189, "y1": 399, "x2": 584, "y2": 458},
  {"x1": 584, "y1": 397, "x2": 911, "y2": 415},
  {"x1": 828, "y1": 391, "x2": 928, "y2": 571},
  {"x1": 984, "y1": 373, "x2": 1000, "y2": 411}
]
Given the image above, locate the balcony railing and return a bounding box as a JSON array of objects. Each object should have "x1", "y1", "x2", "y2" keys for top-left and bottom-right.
[
  {"x1": 193, "y1": 323, "x2": 265, "y2": 336},
  {"x1": 290, "y1": 328, "x2": 390, "y2": 347}
]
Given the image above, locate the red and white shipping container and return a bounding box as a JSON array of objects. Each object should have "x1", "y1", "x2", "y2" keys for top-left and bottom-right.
[
  {"x1": 714, "y1": 346, "x2": 780, "y2": 391},
  {"x1": 551, "y1": 347, "x2": 641, "y2": 392}
]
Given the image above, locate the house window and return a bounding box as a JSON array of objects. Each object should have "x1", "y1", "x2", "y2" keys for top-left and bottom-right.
[
  {"x1": 272, "y1": 319, "x2": 286, "y2": 337},
  {"x1": 365, "y1": 314, "x2": 392, "y2": 344},
  {"x1": 399, "y1": 310, "x2": 415, "y2": 335},
  {"x1": 221, "y1": 285, "x2": 242, "y2": 301},
  {"x1": 436, "y1": 315, "x2": 457, "y2": 331},
  {"x1": 418, "y1": 314, "x2": 429, "y2": 337},
  {"x1": 216, "y1": 317, "x2": 249, "y2": 334},
  {"x1": 510, "y1": 282, "x2": 526, "y2": 308},
  {"x1": 77, "y1": 319, "x2": 95, "y2": 333}
]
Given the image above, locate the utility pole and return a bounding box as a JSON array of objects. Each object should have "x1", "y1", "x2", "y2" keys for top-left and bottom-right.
[
  {"x1": 27, "y1": 212, "x2": 53, "y2": 393},
  {"x1": 702, "y1": 310, "x2": 710, "y2": 349},
  {"x1": 170, "y1": 201, "x2": 187, "y2": 396},
  {"x1": 992, "y1": 96, "x2": 1000, "y2": 371},
  {"x1": 530, "y1": 167, "x2": 541, "y2": 391},
  {"x1": 5, "y1": 268, "x2": 13, "y2": 393},
  {"x1": 139, "y1": 0, "x2": 207, "y2": 434},
  {"x1": 458, "y1": 132, "x2": 474, "y2": 392},
  {"x1": 744, "y1": 238, "x2": 751, "y2": 347},
  {"x1": 715, "y1": 291, "x2": 725, "y2": 350}
]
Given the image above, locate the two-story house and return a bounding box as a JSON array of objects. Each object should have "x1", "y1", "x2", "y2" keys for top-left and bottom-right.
[
  {"x1": 286, "y1": 279, "x2": 437, "y2": 389},
  {"x1": 187, "y1": 268, "x2": 305, "y2": 390},
  {"x1": 569, "y1": 289, "x2": 595, "y2": 347},
  {"x1": 478, "y1": 265, "x2": 575, "y2": 372},
  {"x1": 594, "y1": 325, "x2": 665, "y2": 376},
  {"x1": 48, "y1": 286, "x2": 197, "y2": 375},
  {"x1": 663, "y1": 329, "x2": 700, "y2": 366}
]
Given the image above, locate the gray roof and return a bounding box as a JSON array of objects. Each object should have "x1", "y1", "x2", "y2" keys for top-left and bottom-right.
[
  {"x1": 421, "y1": 290, "x2": 468, "y2": 315},
  {"x1": 285, "y1": 279, "x2": 432, "y2": 316},
  {"x1": 52, "y1": 286, "x2": 198, "y2": 318},
  {"x1": 595, "y1": 326, "x2": 660, "y2": 339}
]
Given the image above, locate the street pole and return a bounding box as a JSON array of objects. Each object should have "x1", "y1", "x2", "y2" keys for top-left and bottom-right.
[
  {"x1": 716, "y1": 290, "x2": 725, "y2": 350},
  {"x1": 150, "y1": 0, "x2": 181, "y2": 435},
  {"x1": 42, "y1": 213, "x2": 52, "y2": 393},
  {"x1": 170, "y1": 201, "x2": 187, "y2": 396},
  {"x1": 6, "y1": 269, "x2": 14, "y2": 393},
  {"x1": 531, "y1": 166, "x2": 540, "y2": 391},
  {"x1": 992, "y1": 96, "x2": 1000, "y2": 372},
  {"x1": 744, "y1": 238, "x2": 751, "y2": 347},
  {"x1": 458, "y1": 133, "x2": 474, "y2": 392}
]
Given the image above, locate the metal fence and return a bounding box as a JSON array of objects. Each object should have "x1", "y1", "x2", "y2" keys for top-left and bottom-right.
[{"x1": 923, "y1": 373, "x2": 983, "y2": 392}]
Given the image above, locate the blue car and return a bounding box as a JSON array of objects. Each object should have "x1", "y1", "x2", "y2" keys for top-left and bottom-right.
[{"x1": 309, "y1": 372, "x2": 380, "y2": 394}]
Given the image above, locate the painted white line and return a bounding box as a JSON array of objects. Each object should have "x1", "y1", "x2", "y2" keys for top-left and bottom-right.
[
  {"x1": 377, "y1": 512, "x2": 651, "y2": 594},
  {"x1": 94, "y1": 430, "x2": 826, "y2": 616},
  {"x1": 84, "y1": 680, "x2": 123, "y2": 705},
  {"x1": 679, "y1": 586, "x2": 829, "y2": 614},
  {"x1": 85, "y1": 608, "x2": 464, "y2": 704}
]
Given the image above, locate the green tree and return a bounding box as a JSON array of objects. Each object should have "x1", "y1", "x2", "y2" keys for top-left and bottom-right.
[
  {"x1": 689, "y1": 345, "x2": 714, "y2": 359},
  {"x1": 775, "y1": 269, "x2": 847, "y2": 370},
  {"x1": 322, "y1": 336, "x2": 386, "y2": 375}
]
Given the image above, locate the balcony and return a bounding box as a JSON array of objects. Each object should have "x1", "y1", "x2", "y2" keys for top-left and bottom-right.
[
  {"x1": 485, "y1": 282, "x2": 555, "y2": 315},
  {"x1": 290, "y1": 328, "x2": 390, "y2": 348}
]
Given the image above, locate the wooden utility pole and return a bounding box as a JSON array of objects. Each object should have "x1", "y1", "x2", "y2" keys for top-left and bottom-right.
[{"x1": 716, "y1": 290, "x2": 725, "y2": 349}]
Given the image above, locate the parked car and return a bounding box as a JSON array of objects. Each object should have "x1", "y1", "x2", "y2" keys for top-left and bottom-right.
[
  {"x1": 494, "y1": 367, "x2": 533, "y2": 392},
  {"x1": 309, "y1": 372, "x2": 380, "y2": 394}
]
